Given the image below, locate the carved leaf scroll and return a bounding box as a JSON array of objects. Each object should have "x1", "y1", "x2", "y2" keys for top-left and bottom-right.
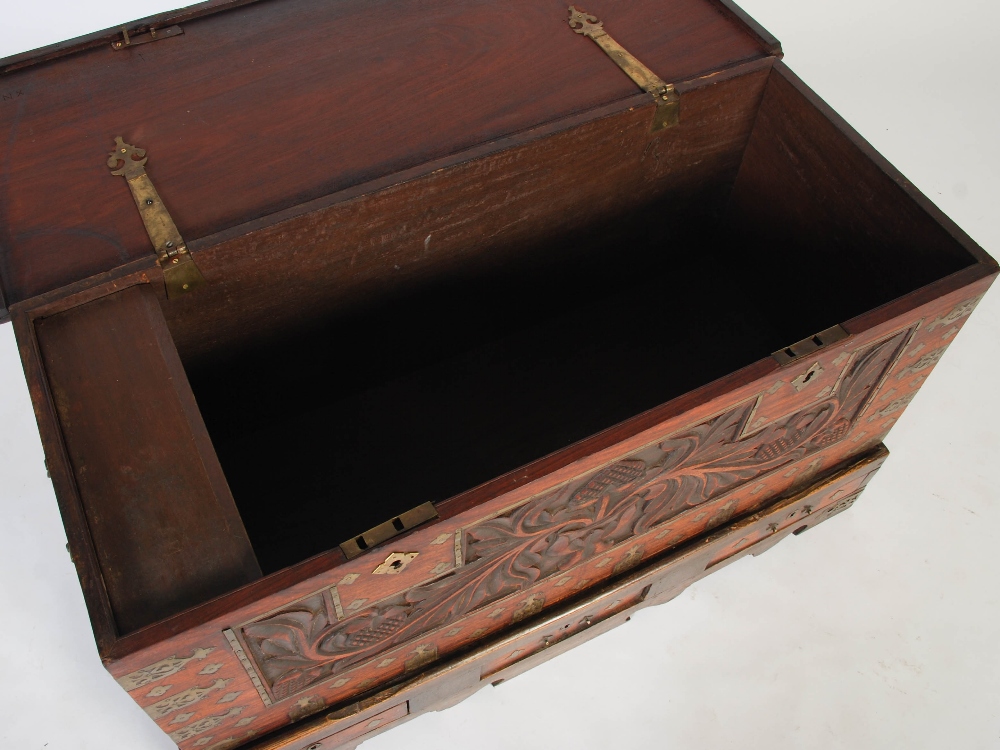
[{"x1": 241, "y1": 330, "x2": 910, "y2": 701}]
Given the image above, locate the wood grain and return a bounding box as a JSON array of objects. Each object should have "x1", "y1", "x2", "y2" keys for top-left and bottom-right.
[
  {"x1": 33, "y1": 284, "x2": 261, "y2": 632},
  {"x1": 0, "y1": 0, "x2": 771, "y2": 312}
]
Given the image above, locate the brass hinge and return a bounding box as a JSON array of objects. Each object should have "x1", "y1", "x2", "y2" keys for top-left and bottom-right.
[
  {"x1": 772, "y1": 324, "x2": 849, "y2": 365},
  {"x1": 107, "y1": 137, "x2": 206, "y2": 299},
  {"x1": 339, "y1": 502, "x2": 439, "y2": 560},
  {"x1": 111, "y1": 25, "x2": 183, "y2": 50},
  {"x1": 567, "y1": 6, "x2": 679, "y2": 132}
]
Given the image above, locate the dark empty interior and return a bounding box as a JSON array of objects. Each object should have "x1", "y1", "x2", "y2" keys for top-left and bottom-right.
[
  {"x1": 182, "y1": 68, "x2": 977, "y2": 575},
  {"x1": 186, "y1": 199, "x2": 973, "y2": 575}
]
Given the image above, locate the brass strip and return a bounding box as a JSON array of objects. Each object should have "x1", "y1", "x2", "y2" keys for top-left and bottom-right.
[
  {"x1": 107, "y1": 137, "x2": 206, "y2": 299},
  {"x1": 454, "y1": 530, "x2": 464, "y2": 567},
  {"x1": 339, "y1": 502, "x2": 439, "y2": 559},
  {"x1": 223, "y1": 628, "x2": 273, "y2": 707},
  {"x1": 772, "y1": 324, "x2": 849, "y2": 365},
  {"x1": 330, "y1": 586, "x2": 346, "y2": 620},
  {"x1": 567, "y1": 6, "x2": 679, "y2": 131}
]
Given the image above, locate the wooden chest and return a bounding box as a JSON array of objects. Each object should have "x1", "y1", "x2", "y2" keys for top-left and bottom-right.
[{"x1": 0, "y1": 1, "x2": 994, "y2": 748}]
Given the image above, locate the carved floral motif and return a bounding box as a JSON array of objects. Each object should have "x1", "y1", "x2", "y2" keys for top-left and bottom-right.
[{"x1": 240, "y1": 330, "x2": 911, "y2": 701}]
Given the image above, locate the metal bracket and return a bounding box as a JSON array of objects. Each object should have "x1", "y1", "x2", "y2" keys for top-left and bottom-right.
[
  {"x1": 772, "y1": 324, "x2": 849, "y2": 365},
  {"x1": 107, "y1": 137, "x2": 206, "y2": 299},
  {"x1": 567, "y1": 6, "x2": 679, "y2": 131},
  {"x1": 339, "y1": 502, "x2": 439, "y2": 560},
  {"x1": 112, "y1": 25, "x2": 183, "y2": 50}
]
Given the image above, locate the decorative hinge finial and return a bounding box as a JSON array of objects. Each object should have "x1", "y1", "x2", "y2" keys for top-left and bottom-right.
[
  {"x1": 107, "y1": 138, "x2": 207, "y2": 299},
  {"x1": 568, "y1": 6, "x2": 605, "y2": 39},
  {"x1": 566, "y1": 7, "x2": 679, "y2": 131}
]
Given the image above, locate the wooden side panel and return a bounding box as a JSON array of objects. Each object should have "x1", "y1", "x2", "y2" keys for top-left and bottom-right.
[
  {"x1": 34, "y1": 284, "x2": 260, "y2": 633},
  {"x1": 0, "y1": 0, "x2": 769, "y2": 306},
  {"x1": 723, "y1": 62, "x2": 988, "y2": 345}
]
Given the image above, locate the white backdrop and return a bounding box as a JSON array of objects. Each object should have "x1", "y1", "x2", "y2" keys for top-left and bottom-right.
[{"x1": 1, "y1": 1, "x2": 998, "y2": 748}]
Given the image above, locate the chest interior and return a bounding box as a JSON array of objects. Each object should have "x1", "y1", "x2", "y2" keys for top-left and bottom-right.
[{"x1": 25, "y1": 61, "x2": 979, "y2": 633}]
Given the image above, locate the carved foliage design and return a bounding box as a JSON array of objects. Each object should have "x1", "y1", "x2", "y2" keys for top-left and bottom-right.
[{"x1": 241, "y1": 331, "x2": 910, "y2": 701}]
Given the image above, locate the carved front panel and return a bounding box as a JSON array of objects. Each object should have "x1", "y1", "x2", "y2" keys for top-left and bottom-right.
[{"x1": 235, "y1": 327, "x2": 911, "y2": 704}]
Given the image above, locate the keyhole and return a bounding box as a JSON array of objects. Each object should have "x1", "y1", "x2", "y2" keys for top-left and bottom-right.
[
  {"x1": 391, "y1": 559, "x2": 404, "y2": 570},
  {"x1": 802, "y1": 370, "x2": 815, "y2": 384}
]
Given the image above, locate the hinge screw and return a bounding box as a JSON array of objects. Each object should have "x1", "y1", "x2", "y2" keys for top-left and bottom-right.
[
  {"x1": 165, "y1": 241, "x2": 174, "y2": 248},
  {"x1": 145, "y1": 198, "x2": 153, "y2": 205}
]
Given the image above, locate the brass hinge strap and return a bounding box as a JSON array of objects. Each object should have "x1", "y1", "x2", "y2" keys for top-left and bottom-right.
[
  {"x1": 107, "y1": 137, "x2": 206, "y2": 299},
  {"x1": 567, "y1": 6, "x2": 680, "y2": 132}
]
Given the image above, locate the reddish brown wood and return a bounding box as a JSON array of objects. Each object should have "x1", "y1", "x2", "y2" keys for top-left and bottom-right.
[
  {"x1": 235, "y1": 326, "x2": 908, "y2": 701},
  {"x1": 725, "y1": 62, "x2": 989, "y2": 342},
  {"x1": 64, "y1": 271, "x2": 984, "y2": 750},
  {"x1": 0, "y1": 0, "x2": 772, "y2": 312},
  {"x1": 708, "y1": 0, "x2": 782, "y2": 55},
  {"x1": 1, "y1": 4, "x2": 996, "y2": 749},
  {"x1": 165, "y1": 59, "x2": 775, "y2": 368},
  {"x1": 10, "y1": 308, "x2": 121, "y2": 653},
  {"x1": 239, "y1": 445, "x2": 888, "y2": 750},
  {"x1": 33, "y1": 284, "x2": 261, "y2": 632},
  {"x1": 0, "y1": 0, "x2": 263, "y2": 74}
]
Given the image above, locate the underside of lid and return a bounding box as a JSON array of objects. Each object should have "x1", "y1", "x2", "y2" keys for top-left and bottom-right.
[{"x1": 0, "y1": 0, "x2": 779, "y2": 320}]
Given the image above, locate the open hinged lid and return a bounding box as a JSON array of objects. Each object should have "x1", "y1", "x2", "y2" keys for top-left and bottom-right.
[{"x1": 0, "y1": 0, "x2": 779, "y2": 320}]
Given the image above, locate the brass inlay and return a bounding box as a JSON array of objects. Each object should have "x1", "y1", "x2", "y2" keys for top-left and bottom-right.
[
  {"x1": 339, "y1": 502, "x2": 438, "y2": 559},
  {"x1": 107, "y1": 137, "x2": 207, "y2": 299},
  {"x1": 116, "y1": 648, "x2": 214, "y2": 691},
  {"x1": 329, "y1": 585, "x2": 346, "y2": 620},
  {"x1": 372, "y1": 551, "x2": 419, "y2": 575},
  {"x1": 772, "y1": 324, "x2": 849, "y2": 365},
  {"x1": 223, "y1": 628, "x2": 273, "y2": 707},
  {"x1": 567, "y1": 6, "x2": 679, "y2": 131}
]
